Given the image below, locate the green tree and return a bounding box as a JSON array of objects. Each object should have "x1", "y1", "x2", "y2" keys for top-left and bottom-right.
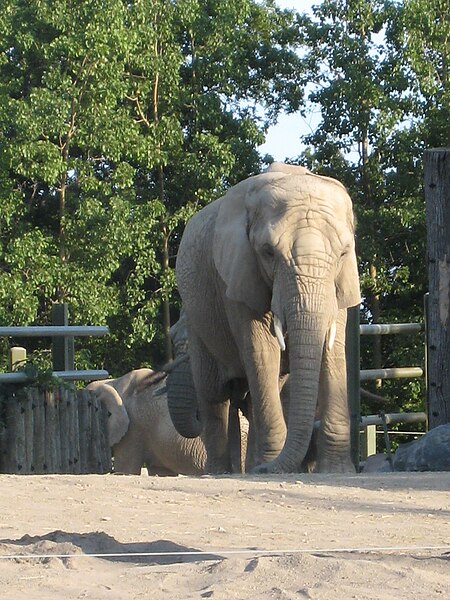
[
  {"x1": 0, "y1": 0, "x2": 169, "y2": 373},
  {"x1": 0, "y1": 0, "x2": 305, "y2": 374},
  {"x1": 294, "y1": 0, "x2": 439, "y2": 426},
  {"x1": 119, "y1": 0, "x2": 306, "y2": 364}
]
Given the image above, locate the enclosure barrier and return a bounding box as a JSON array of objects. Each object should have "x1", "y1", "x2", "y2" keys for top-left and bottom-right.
[
  {"x1": 360, "y1": 411, "x2": 427, "y2": 462},
  {"x1": 0, "y1": 324, "x2": 109, "y2": 383},
  {"x1": 0, "y1": 387, "x2": 111, "y2": 474},
  {"x1": 347, "y1": 309, "x2": 426, "y2": 468},
  {"x1": 0, "y1": 311, "x2": 111, "y2": 474}
]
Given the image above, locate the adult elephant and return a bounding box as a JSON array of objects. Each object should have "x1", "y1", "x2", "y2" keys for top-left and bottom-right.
[{"x1": 175, "y1": 162, "x2": 360, "y2": 474}]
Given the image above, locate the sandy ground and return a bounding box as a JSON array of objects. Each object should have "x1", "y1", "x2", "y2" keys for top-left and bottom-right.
[{"x1": 0, "y1": 472, "x2": 449, "y2": 599}]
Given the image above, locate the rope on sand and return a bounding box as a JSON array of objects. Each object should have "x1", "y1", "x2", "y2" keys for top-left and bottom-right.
[{"x1": 1, "y1": 544, "x2": 449, "y2": 561}]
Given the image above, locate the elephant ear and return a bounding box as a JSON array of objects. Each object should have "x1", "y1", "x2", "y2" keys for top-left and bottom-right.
[
  {"x1": 213, "y1": 183, "x2": 271, "y2": 315},
  {"x1": 86, "y1": 381, "x2": 130, "y2": 446},
  {"x1": 336, "y1": 207, "x2": 361, "y2": 309}
]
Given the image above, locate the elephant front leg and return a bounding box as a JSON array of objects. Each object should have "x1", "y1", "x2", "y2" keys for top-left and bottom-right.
[
  {"x1": 240, "y1": 318, "x2": 287, "y2": 466},
  {"x1": 316, "y1": 309, "x2": 355, "y2": 473}
]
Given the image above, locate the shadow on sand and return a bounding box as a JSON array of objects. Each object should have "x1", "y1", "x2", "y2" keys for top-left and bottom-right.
[{"x1": 0, "y1": 530, "x2": 222, "y2": 565}]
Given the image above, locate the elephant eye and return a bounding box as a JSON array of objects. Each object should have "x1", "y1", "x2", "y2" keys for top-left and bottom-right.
[{"x1": 261, "y1": 243, "x2": 275, "y2": 258}]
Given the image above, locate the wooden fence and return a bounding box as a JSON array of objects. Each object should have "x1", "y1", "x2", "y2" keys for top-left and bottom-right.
[
  {"x1": 0, "y1": 307, "x2": 111, "y2": 474},
  {"x1": 0, "y1": 387, "x2": 111, "y2": 474}
]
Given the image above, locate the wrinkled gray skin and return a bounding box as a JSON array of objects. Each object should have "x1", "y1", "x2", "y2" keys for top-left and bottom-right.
[
  {"x1": 166, "y1": 311, "x2": 201, "y2": 439},
  {"x1": 175, "y1": 163, "x2": 360, "y2": 474},
  {"x1": 86, "y1": 369, "x2": 206, "y2": 476},
  {"x1": 393, "y1": 424, "x2": 450, "y2": 472},
  {"x1": 167, "y1": 311, "x2": 248, "y2": 472},
  {"x1": 168, "y1": 311, "x2": 317, "y2": 472}
]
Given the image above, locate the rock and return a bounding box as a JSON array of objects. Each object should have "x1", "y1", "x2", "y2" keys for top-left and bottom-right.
[
  {"x1": 361, "y1": 453, "x2": 392, "y2": 473},
  {"x1": 392, "y1": 424, "x2": 450, "y2": 472}
]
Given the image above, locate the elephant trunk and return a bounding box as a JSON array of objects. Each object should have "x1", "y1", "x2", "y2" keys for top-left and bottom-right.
[
  {"x1": 166, "y1": 356, "x2": 202, "y2": 439},
  {"x1": 270, "y1": 284, "x2": 333, "y2": 473}
]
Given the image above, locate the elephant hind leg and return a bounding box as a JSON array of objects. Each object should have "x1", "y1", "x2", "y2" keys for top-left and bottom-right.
[{"x1": 112, "y1": 435, "x2": 144, "y2": 475}]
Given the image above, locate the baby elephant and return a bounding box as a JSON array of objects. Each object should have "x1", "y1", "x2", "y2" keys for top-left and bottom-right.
[{"x1": 86, "y1": 368, "x2": 206, "y2": 475}]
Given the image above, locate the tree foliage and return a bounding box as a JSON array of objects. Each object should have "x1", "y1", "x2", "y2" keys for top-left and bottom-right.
[
  {"x1": 0, "y1": 0, "x2": 304, "y2": 374},
  {"x1": 0, "y1": 0, "x2": 445, "y2": 435},
  {"x1": 293, "y1": 0, "x2": 448, "y2": 426}
]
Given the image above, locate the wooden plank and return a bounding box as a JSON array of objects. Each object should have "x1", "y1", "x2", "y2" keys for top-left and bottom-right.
[
  {"x1": 58, "y1": 387, "x2": 71, "y2": 473},
  {"x1": 44, "y1": 391, "x2": 58, "y2": 472},
  {"x1": 23, "y1": 391, "x2": 34, "y2": 474},
  {"x1": 77, "y1": 389, "x2": 88, "y2": 472},
  {"x1": 32, "y1": 389, "x2": 45, "y2": 474}
]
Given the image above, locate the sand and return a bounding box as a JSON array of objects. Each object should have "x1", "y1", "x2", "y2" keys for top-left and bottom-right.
[{"x1": 0, "y1": 471, "x2": 449, "y2": 599}]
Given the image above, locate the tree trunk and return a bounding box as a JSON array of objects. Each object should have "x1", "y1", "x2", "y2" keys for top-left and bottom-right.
[{"x1": 153, "y1": 36, "x2": 172, "y2": 362}]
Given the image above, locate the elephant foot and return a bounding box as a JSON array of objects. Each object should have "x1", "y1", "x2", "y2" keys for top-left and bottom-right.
[
  {"x1": 250, "y1": 460, "x2": 291, "y2": 475},
  {"x1": 205, "y1": 457, "x2": 232, "y2": 475},
  {"x1": 315, "y1": 456, "x2": 356, "y2": 474}
]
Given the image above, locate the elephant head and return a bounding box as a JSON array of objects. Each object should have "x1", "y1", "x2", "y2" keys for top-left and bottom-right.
[
  {"x1": 212, "y1": 162, "x2": 360, "y2": 472},
  {"x1": 86, "y1": 379, "x2": 130, "y2": 446},
  {"x1": 86, "y1": 368, "x2": 158, "y2": 447}
]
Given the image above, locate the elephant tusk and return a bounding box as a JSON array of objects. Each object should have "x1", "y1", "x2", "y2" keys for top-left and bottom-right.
[
  {"x1": 274, "y1": 315, "x2": 286, "y2": 351},
  {"x1": 328, "y1": 320, "x2": 337, "y2": 351}
]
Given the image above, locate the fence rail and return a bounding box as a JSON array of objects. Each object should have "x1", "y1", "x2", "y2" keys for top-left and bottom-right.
[
  {"x1": 0, "y1": 326, "x2": 109, "y2": 337},
  {"x1": 360, "y1": 366, "x2": 424, "y2": 381},
  {"x1": 0, "y1": 370, "x2": 109, "y2": 384},
  {"x1": 347, "y1": 308, "x2": 427, "y2": 468},
  {"x1": 359, "y1": 323, "x2": 423, "y2": 336},
  {"x1": 0, "y1": 307, "x2": 109, "y2": 383},
  {"x1": 361, "y1": 412, "x2": 427, "y2": 427}
]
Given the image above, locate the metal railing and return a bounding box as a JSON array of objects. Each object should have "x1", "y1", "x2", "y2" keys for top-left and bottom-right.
[
  {"x1": 0, "y1": 306, "x2": 109, "y2": 383},
  {"x1": 347, "y1": 306, "x2": 426, "y2": 467}
]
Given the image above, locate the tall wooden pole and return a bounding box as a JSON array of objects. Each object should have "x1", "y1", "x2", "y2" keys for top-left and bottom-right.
[
  {"x1": 347, "y1": 305, "x2": 361, "y2": 470},
  {"x1": 51, "y1": 303, "x2": 74, "y2": 371},
  {"x1": 424, "y1": 148, "x2": 450, "y2": 427}
]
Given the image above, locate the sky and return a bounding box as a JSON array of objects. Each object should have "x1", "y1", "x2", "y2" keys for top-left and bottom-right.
[{"x1": 257, "y1": 0, "x2": 317, "y2": 162}]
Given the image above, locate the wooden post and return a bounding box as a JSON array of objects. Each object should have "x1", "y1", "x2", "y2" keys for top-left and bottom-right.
[
  {"x1": 44, "y1": 390, "x2": 58, "y2": 472},
  {"x1": 346, "y1": 305, "x2": 361, "y2": 470},
  {"x1": 6, "y1": 398, "x2": 25, "y2": 473},
  {"x1": 32, "y1": 388, "x2": 45, "y2": 473},
  {"x1": 361, "y1": 424, "x2": 377, "y2": 460},
  {"x1": 424, "y1": 148, "x2": 450, "y2": 427},
  {"x1": 22, "y1": 392, "x2": 34, "y2": 474},
  {"x1": 51, "y1": 303, "x2": 74, "y2": 371},
  {"x1": 77, "y1": 389, "x2": 89, "y2": 472},
  {"x1": 70, "y1": 390, "x2": 81, "y2": 474},
  {"x1": 9, "y1": 347, "x2": 27, "y2": 371},
  {"x1": 58, "y1": 387, "x2": 70, "y2": 472}
]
